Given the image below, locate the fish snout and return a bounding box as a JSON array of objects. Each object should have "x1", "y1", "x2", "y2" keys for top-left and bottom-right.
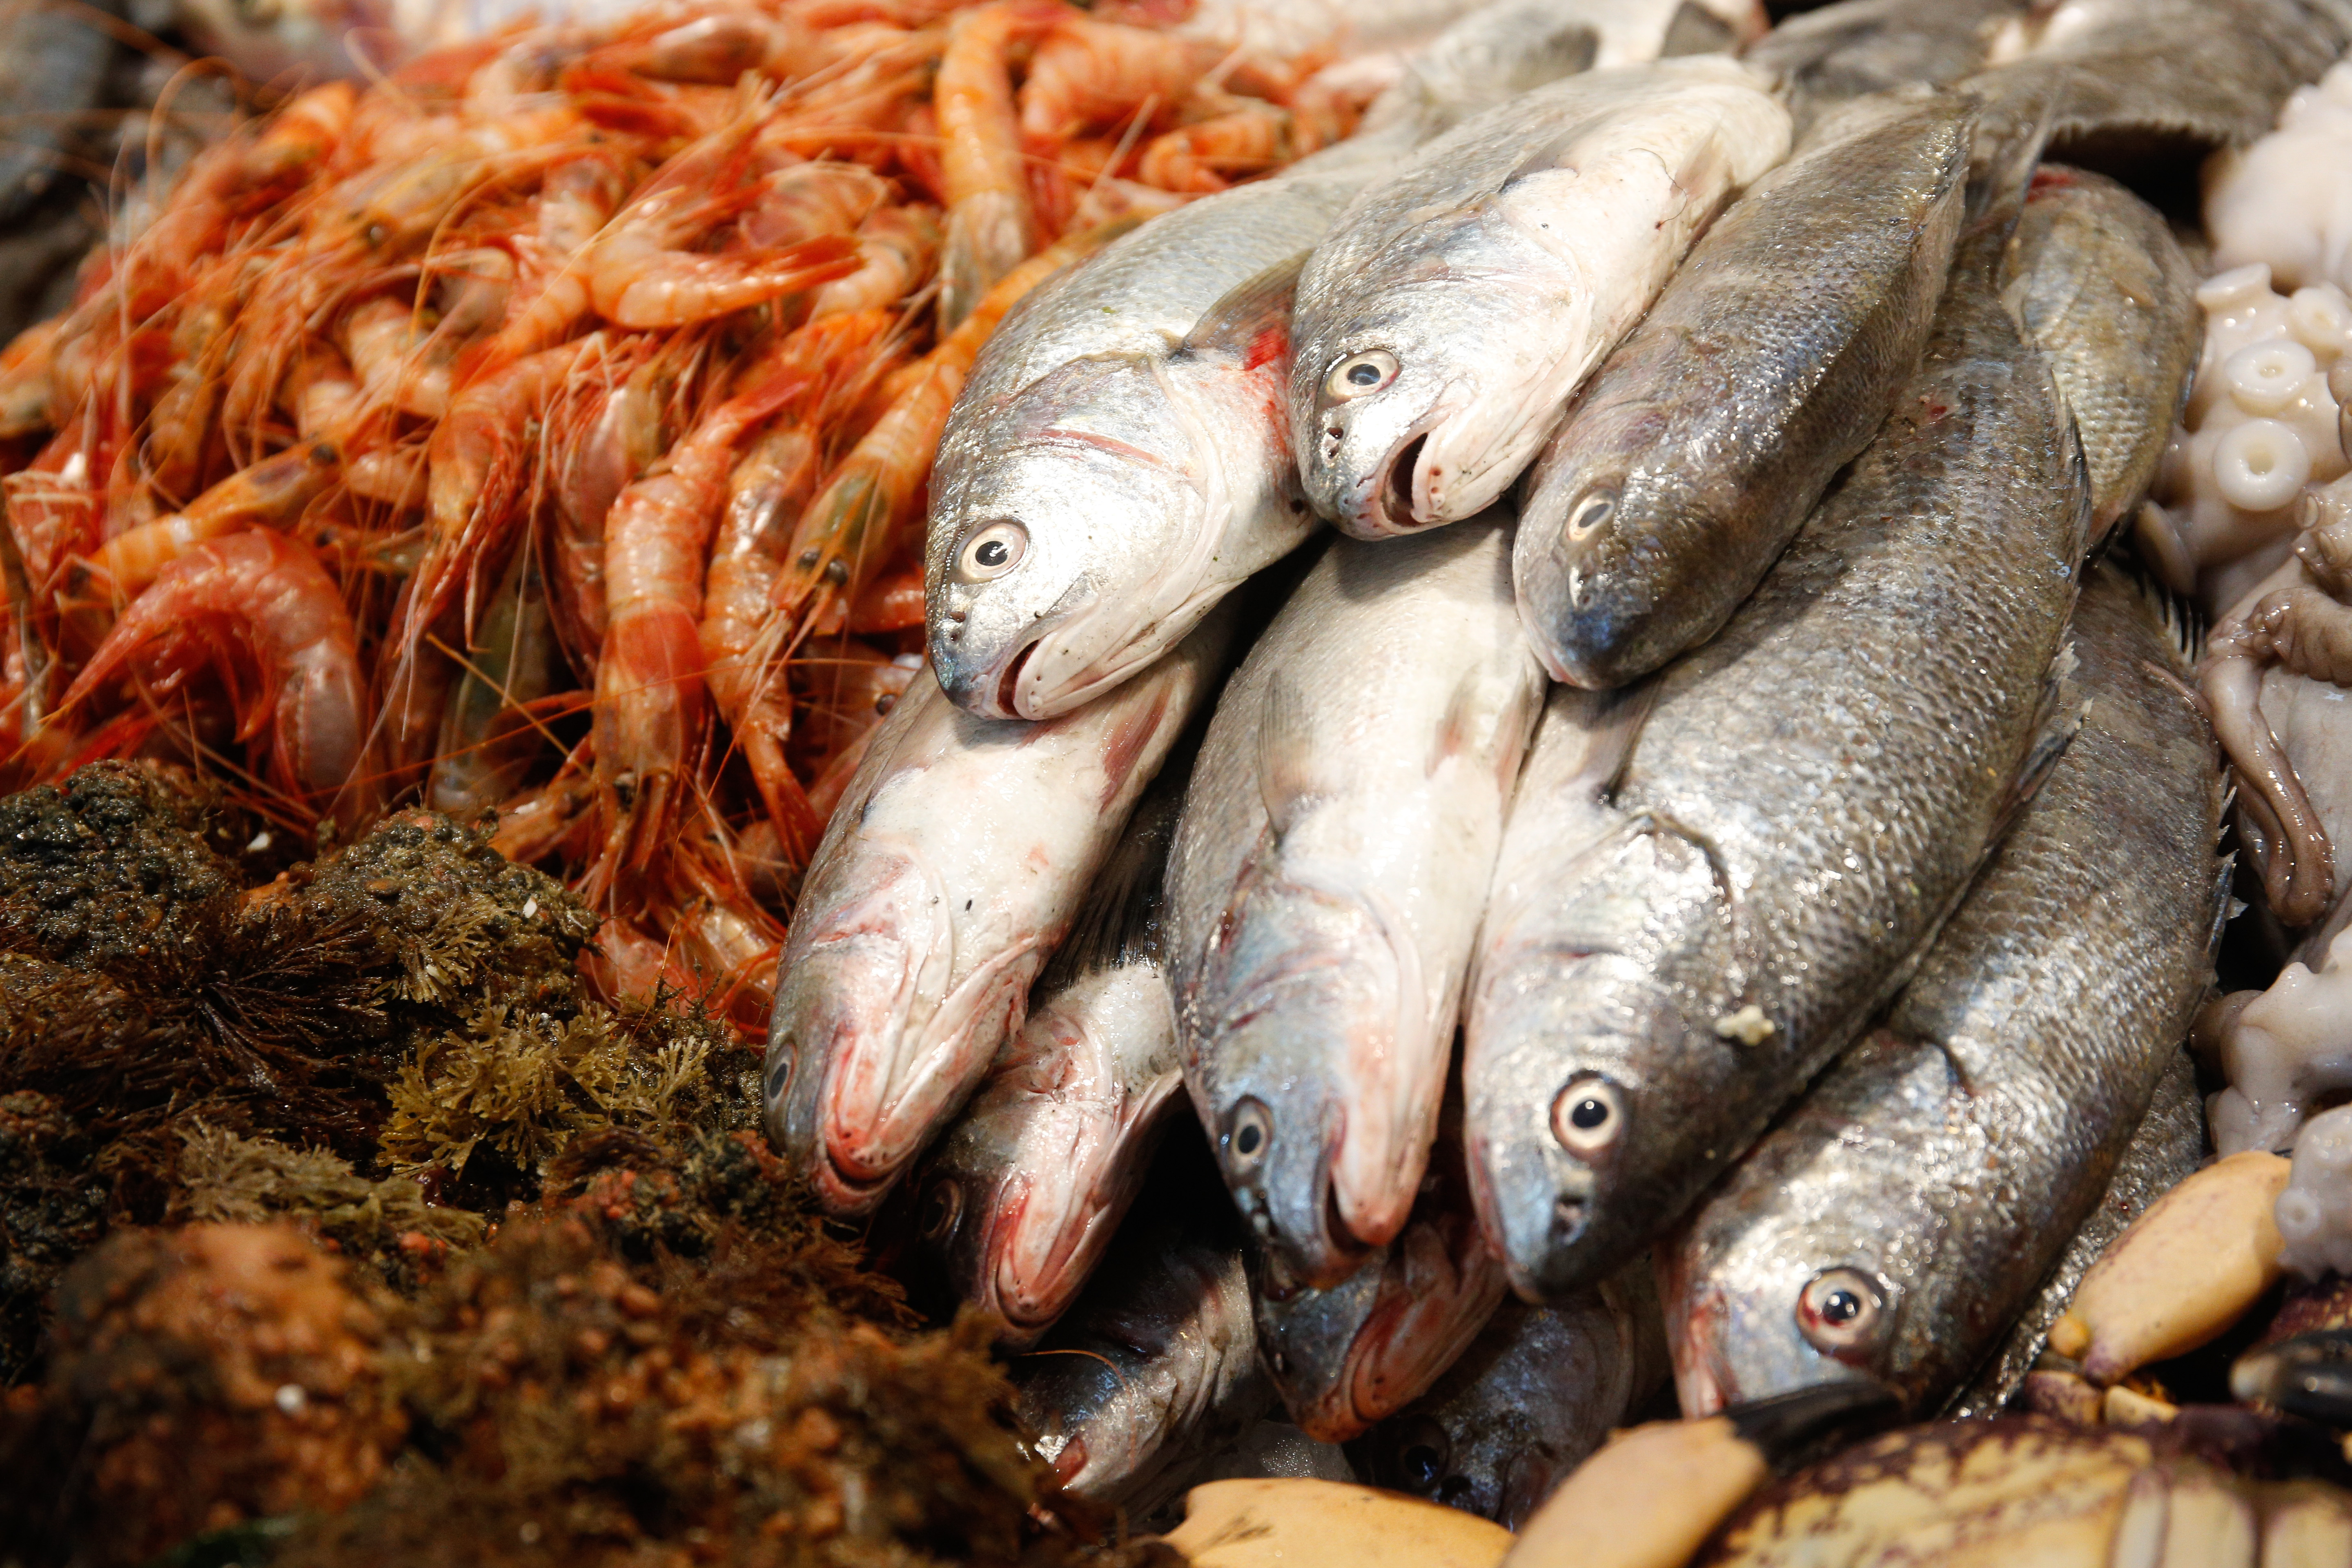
[
  {"x1": 1471, "y1": 1072, "x2": 1637, "y2": 1302},
  {"x1": 1214, "y1": 1090, "x2": 1370, "y2": 1289}
]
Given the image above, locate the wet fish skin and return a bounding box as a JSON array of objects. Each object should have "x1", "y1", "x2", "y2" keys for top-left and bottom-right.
[
  {"x1": 892, "y1": 775, "x2": 1189, "y2": 1347},
  {"x1": 1251, "y1": 1116, "x2": 1509, "y2": 1443},
  {"x1": 1516, "y1": 88, "x2": 1973, "y2": 691},
  {"x1": 1942, "y1": 1046, "x2": 2205, "y2": 1419},
  {"x1": 1664, "y1": 564, "x2": 2227, "y2": 1418},
  {"x1": 1740, "y1": 0, "x2": 2023, "y2": 139},
  {"x1": 1013, "y1": 1153, "x2": 1271, "y2": 1512},
  {"x1": 765, "y1": 615, "x2": 1229, "y2": 1216},
  {"x1": 2000, "y1": 165, "x2": 2201, "y2": 535},
  {"x1": 1464, "y1": 189, "x2": 2091, "y2": 1304},
  {"x1": 1347, "y1": 1270, "x2": 1668, "y2": 1528},
  {"x1": 1287, "y1": 59, "x2": 1790, "y2": 539},
  {"x1": 1171, "y1": 515, "x2": 1545, "y2": 1290}
]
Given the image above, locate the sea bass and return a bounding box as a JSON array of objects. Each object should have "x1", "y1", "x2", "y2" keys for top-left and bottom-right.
[
  {"x1": 1463, "y1": 169, "x2": 2091, "y2": 1302},
  {"x1": 1169, "y1": 515, "x2": 1545, "y2": 1287},
  {"x1": 1013, "y1": 1149, "x2": 1271, "y2": 1512},
  {"x1": 765, "y1": 615, "x2": 1229, "y2": 1216},
  {"x1": 2000, "y1": 165, "x2": 2201, "y2": 534},
  {"x1": 1348, "y1": 1273, "x2": 1668, "y2": 1528},
  {"x1": 923, "y1": 0, "x2": 1620, "y2": 722},
  {"x1": 1515, "y1": 88, "x2": 1973, "y2": 690},
  {"x1": 1251, "y1": 1112, "x2": 1509, "y2": 1442},
  {"x1": 1662, "y1": 564, "x2": 2226, "y2": 1417},
  {"x1": 1738, "y1": 0, "x2": 2023, "y2": 139},
  {"x1": 890, "y1": 768, "x2": 1189, "y2": 1347},
  {"x1": 1287, "y1": 58, "x2": 1789, "y2": 538}
]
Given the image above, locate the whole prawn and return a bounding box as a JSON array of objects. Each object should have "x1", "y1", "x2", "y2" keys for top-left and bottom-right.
[
  {"x1": 936, "y1": 2, "x2": 1057, "y2": 327},
  {"x1": 1018, "y1": 13, "x2": 1212, "y2": 143},
  {"x1": 71, "y1": 441, "x2": 342, "y2": 612}
]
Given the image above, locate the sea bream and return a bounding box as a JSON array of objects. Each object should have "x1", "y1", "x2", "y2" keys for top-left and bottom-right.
[
  {"x1": 1662, "y1": 564, "x2": 2227, "y2": 1417},
  {"x1": 1515, "y1": 87, "x2": 1974, "y2": 690},
  {"x1": 1462, "y1": 156, "x2": 2091, "y2": 1302},
  {"x1": 1169, "y1": 514, "x2": 1546, "y2": 1288},
  {"x1": 923, "y1": 0, "x2": 1626, "y2": 722},
  {"x1": 1286, "y1": 58, "x2": 1789, "y2": 538},
  {"x1": 765, "y1": 615, "x2": 1229, "y2": 1216},
  {"x1": 889, "y1": 767, "x2": 1189, "y2": 1347}
]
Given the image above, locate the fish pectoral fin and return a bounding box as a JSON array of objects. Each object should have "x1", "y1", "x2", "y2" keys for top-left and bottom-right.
[
  {"x1": 1256, "y1": 675, "x2": 1321, "y2": 837},
  {"x1": 1181, "y1": 252, "x2": 1308, "y2": 365}
]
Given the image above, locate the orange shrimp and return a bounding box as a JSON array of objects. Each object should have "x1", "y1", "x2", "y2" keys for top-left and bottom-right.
[
  {"x1": 595, "y1": 9, "x2": 836, "y2": 83},
  {"x1": 584, "y1": 108, "x2": 864, "y2": 329},
  {"x1": 5, "y1": 426, "x2": 109, "y2": 592},
  {"x1": 0, "y1": 319, "x2": 58, "y2": 439},
  {"x1": 774, "y1": 222, "x2": 1128, "y2": 631},
  {"x1": 426, "y1": 552, "x2": 565, "y2": 820},
  {"x1": 592, "y1": 343, "x2": 830, "y2": 869},
  {"x1": 489, "y1": 755, "x2": 600, "y2": 865},
  {"x1": 936, "y1": 1, "x2": 1057, "y2": 328},
  {"x1": 59, "y1": 530, "x2": 374, "y2": 825},
  {"x1": 1138, "y1": 102, "x2": 1299, "y2": 192},
  {"x1": 737, "y1": 160, "x2": 892, "y2": 249},
  {"x1": 544, "y1": 333, "x2": 693, "y2": 671},
  {"x1": 1018, "y1": 14, "x2": 1211, "y2": 143},
  {"x1": 791, "y1": 642, "x2": 920, "y2": 815},
  {"x1": 72, "y1": 441, "x2": 341, "y2": 609},
  {"x1": 810, "y1": 203, "x2": 940, "y2": 316},
  {"x1": 464, "y1": 146, "x2": 637, "y2": 374}
]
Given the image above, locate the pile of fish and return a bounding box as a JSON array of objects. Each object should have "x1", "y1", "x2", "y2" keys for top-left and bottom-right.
[{"x1": 757, "y1": 0, "x2": 2352, "y2": 1535}]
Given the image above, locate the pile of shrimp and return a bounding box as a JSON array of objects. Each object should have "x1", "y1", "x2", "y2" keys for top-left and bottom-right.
[{"x1": 0, "y1": 0, "x2": 1355, "y2": 1038}]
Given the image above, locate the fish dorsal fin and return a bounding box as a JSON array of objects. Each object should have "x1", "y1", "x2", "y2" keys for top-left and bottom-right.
[
  {"x1": 1999, "y1": 635, "x2": 2087, "y2": 840},
  {"x1": 1181, "y1": 252, "x2": 1307, "y2": 366},
  {"x1": 1256, "y1": 675, "x2": 1320, "y2": 838}
]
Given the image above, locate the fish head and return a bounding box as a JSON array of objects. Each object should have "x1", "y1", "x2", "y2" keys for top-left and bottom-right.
[{"x1": 928, "y1": 355, "x2": 1224, "y2": 720}]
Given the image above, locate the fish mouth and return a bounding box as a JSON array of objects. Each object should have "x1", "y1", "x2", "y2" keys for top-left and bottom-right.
[
  {"x1": 1370, "y1": 434, "x2": 1430, "y2": 534},
  {"x1": 989, "y1": 638, "x2": 1039, "y2": 719}
]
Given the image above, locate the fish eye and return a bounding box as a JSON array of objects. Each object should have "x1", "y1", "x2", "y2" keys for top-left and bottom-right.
[
  {"x1": 1551, "y1": 1076, "x2": 1624, "y2": 1159},
  {"x1": 1324, "y1": 350, "x2": 1399, "y2": 403},
  {"x1": 1568, "y1": 488, "x2": 1616, "y2": 539},
  {"x1": 1229, "y1": 1097, "x2": 1272, "y2": 1171},
  {"x1": 1797, "y1": 1267, "x2": 1887, "y2": 1358},
  {"x1": 1391, "y1": 1418, "x2": 1452, "y2": 1493},
  {"x1": 953, "y1": 519, "x2": 1029, "y2": 584},
  {"x1": 918, "y1": 1178, "x2": 962, "y2": 1242}
]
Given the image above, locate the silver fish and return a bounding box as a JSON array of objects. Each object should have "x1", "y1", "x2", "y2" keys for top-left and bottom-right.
[
  {"x1": 1942, "y1": 1045, "x2": 2206, "y2": 1419},
  {"x1": 765, "y1": 616, "x2": 1228, "y2": 1216},
  {"x1": 891, "y1": 769, "x2": 1188, "y2": 1347},
  {"x1": 1463, "y1": 169, "x2": 2091, "y2": 1303},
  {"x1": 1739, "y1": 0, "x2": 2024, "y2": 138},
  {"x1": 1348, "y1": 1271, "x2": 1668, "y2": 1528},
  {"x1": 1287, "y1": 58, "x2": 1789, "y2": 538},
  {"x1": 922, "y1": 4, "x2": 1628, "y2": 722},
  {"x1": 2000, "y1": 164, "x2": 2201, "y2": 535},
  {"x1": 1251, "y1": 1112, "x2": 1508, "y2": 1442},
  {"x1": 1170, "y1": 515, "x2": 1546, "y2": 1287},
  {"x1": 1013, "y1": 1157, "x2": 1271, "y2": 1513},
  {"x1": 1515, "y1": 88, "x2": 1973, "y2": 690},
  {"x1": 1662, "y1": 564, "x2": 2226, "y2": 1417},
  {"x1": 1963, "y1": 0, "x2": 2348, "y2": 178}
]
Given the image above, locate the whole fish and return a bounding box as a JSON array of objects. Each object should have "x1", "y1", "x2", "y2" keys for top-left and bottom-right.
[
  {"x1": 765, "y1": 615, "x2": 1228, "y2": 1216},
  {"x1": 2000, "y1": 165, "x2": 2201, "y2": 535},
  {"x1": 1170, "y1": 515, "x2": 1546, "y2": 1287},
  {"x1": 1463, "y1": 166, "x2": 2091, "y2": 1303},
  {"x1": 1662, "y1": 564, "x2": 2226, "y2": 1417},
  {"x1": 890, "y1": 768, "x2": 1189, "y2": 1347},
  {"x1": 1287, "y1": 58, "x2": 1790, "y2": 538},
  {"x1": 1739, "y1": 0, "x2": 2023, "y2": 139},
  {"x1": 1013, "y1": 1148, "x2": 1272, "y2": 1513},
  {"x1": 1943, "y1": 1046, "x2": 2205, "y2": 1419},
  {"x1": 923, "y1": 0, "x2": 1618, "y2": 721},
  {"x1": 1962, "y1": 0, "x2": 2348, "y2": 178},
  {"x1": 1515, "y1": 88, "x2": 1974, "y2": 690},
  {"x1": 1251, "y1": 1112, "x2": 1509, "y2": 1442},
  {"x1": 1348, "y1": 1274, "x2": 1668, "y2": 1528}
]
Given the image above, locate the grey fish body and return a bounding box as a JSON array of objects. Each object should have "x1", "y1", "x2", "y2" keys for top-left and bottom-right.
[
  {"x1": 2000, "y1": 165, "x2": 2201, "y2": 535},
  {"x1": 765, "y1": 617, "x2": 1228, "y2": 1216},
  {"x1": 1740, "y1": 0, "x2": 2023, "y2": 139},
  {"x1": 1942, "y1": 1046, "x2": 2205, "y2": 1419},
  {"x1": 1464, "y1": 193, "x2": 2091, "y2": 1303},
  {"x1": 1515, "y1": 89, "x2": 1974, "y2": 690},
  {"x1": 1962, "y1": 0, "x2": 2348, "y2": 178},
  {"x1": 1170, "y1": 517, "x2": 1545, "y2": 1289},
  {"x1": 1347, "y1": 1269, "x2": 1668, "y2": 1528},
  {"x1": 1013, "y1": 1170, "x2": 1270, "y2": 1512},
  {"x1": 1287, "y1": 59, "x2": 1790, "y2": 538},
  {"x1": 1251, "y1": 1116, "x2": 1509, "y2": 1443},
  {"x1": 1663, "y1": 563, "x2": 2227, "y2": 1417},
  {"x1": 894, "y1": 775, "x2": 1188, "y2": 1348}
]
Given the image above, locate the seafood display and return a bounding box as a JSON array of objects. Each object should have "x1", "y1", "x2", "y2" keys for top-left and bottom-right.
[{"x1": 20, "y1": 0, "x2": 2352, "y2": 1561}]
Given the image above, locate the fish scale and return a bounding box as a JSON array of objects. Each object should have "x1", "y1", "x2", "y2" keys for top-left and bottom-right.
[{"x1": 1463, "y1": 176, "x2": 2090, "y2": 1304}]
